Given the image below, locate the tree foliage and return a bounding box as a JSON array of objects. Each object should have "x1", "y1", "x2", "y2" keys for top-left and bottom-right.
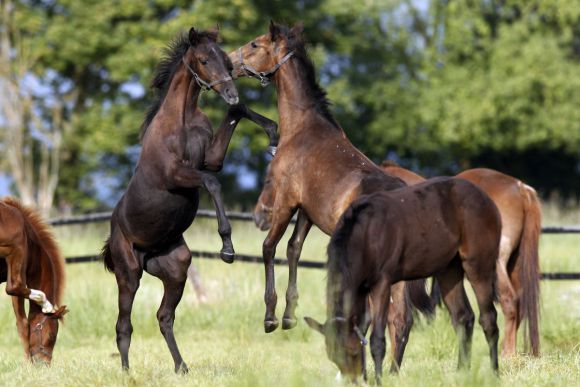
[{"x1": 1, "y1": 0, "x2": 579, "y2": 213}]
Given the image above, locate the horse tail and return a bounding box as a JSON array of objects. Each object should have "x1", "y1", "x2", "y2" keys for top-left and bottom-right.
[
  {"x1": 3, "y1": 198, "x2": 66, "y2": 306},
  {"x1": 102, "y1": 236, "x2": 115, "y2": 273},
  {"x1": 516, "y1": 183, "x2": 542, "y2": 356},
  {"x1": 406, "y1": 279, "x2": 435, "y2": 318}
]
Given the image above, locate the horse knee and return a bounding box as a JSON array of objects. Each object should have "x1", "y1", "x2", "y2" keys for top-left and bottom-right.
[
  {"x1": 479, "y1": 309, "x2": 499, "y2": 339},
  {"x1": 157, "y1": 310, "x2": 175, "y2": 336}
]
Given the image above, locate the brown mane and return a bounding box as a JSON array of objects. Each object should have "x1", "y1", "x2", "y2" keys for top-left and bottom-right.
[{"x1": 2, "y1": 197, "x2": 65, "y2": 305}]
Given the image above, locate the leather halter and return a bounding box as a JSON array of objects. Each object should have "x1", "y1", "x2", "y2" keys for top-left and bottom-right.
[
  {"x1": 29, "y1": 315, "x2": 52, "y2": 360},
  {"x1": 237, "y1": 48, "x2": 294, "y2": 87},
  {"x1": 334, "y1": 316, "x2": 368, "y2": 382},
  {"x1": 182, "y1": 57, "x2": 233, "y2": 92}
]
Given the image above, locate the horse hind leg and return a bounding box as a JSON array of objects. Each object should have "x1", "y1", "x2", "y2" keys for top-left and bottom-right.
[
  {"x1": 109, "y1": 232, "x2": 142, "y2": 371},
  {"x1": 462, "y1": 257, "x2": 499, "y2": 372},
  {"x1": 435, "y1": 258, "x2": 475, "y2": 369},
  {"x1": 496, "y1": 236, "x2": 519, "y2": 357},
  {"x1": 145, "y1": 237, "x2": 192, "y2": 373}
]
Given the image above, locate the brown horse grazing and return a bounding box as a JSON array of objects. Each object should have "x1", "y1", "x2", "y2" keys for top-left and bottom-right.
[
  {"x1": 382, "y1": 163, "x2": 541, "y2": 357},
  {"x1": 101, "y1": 28, "x2": 278, "y2": 373},
  {"x1": 229, "y1": 22, "x2": 437, "y2": 343},
  {"x1": 305, "y1": 178, "x2": 502, "y2": 384},
  {"x1": 0, "y1": 197, "x2": 68, "y2": 364}
]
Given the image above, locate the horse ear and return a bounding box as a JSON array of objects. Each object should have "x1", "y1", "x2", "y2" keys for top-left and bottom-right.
[
  {"x1": 269, "y1": 20, "x2": 281, "y2": 41},
  {"x1": 290, "y1": 21, "x2": 304, "y2": 37},
  {"x1": 189, "y1": 27, "x2": 201, "y2": 46},
  {"x1": 207, "y1": 26, "x2": 220, "y2": 42},
  {"x1": 304, "y1": 316, "x2": 325, "y2": 335},
  {"x1": 52, "y1": 305, "x2": 69, "y2": 320}
]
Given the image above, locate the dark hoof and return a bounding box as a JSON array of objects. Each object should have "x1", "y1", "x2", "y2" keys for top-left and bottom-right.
[
  {"x1": 264, "y1": 319, "x2": 279, "y2": 333},
  {"x1": 282, "y1": 318, "x2": 297, "y2": 330},
  {"x1": 267, "y1": 146, "x2": 277, "y2": 157},
  {"x1": 176, "y1": 362, "x2": 189, "y2": 374},
  {"x1": 220, "y1": 250, "x2": 235, "y2": 264}
]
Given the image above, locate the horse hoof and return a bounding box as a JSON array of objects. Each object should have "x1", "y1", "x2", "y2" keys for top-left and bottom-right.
[
  {"x1": 282, "y1": 318, "x2": 297, "y2": 330},
  {"x1": 220, "y1": 250, "x2": 235, "y2": 264},
  {"x1": 267, "y1": 146, "x2": 277, "y2": 157},
  {"x1": 176, "y1": 362, "x2": 189, "y2": 374},
  {"x1": 264, "y1": 319, "x2": 279, "y2": 333}
]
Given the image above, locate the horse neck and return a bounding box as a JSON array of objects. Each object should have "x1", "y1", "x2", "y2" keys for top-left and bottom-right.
[
  {"x1": 326, "y1": 260, "x2": 356, "y2": 321},
  {"x1": 273, "y1": 61, "x2": 340, "y2": 140},
  {"x1": 150, "y1": 65, "x2": 200, "y2": 138}
]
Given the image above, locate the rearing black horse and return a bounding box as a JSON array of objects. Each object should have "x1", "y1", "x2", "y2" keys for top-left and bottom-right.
[{"x1": 102, "y1": 27, "x2": 278, "y2": 373}]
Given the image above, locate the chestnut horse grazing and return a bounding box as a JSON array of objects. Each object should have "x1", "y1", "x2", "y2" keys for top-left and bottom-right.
[
  {"x1": 0, "y1": 197, "x2": 67, "y2": 364},
  {"x1": 306, "y1": 178, "x2": 502, "y2": 384},
  {"x1": 102, "y1": 28, "x2": 277, "y2": 373},
  {"x1": 229, "y1": 22, "x2": 436, "y2": 344},
  {"x1": 383, "y1": 163, "x2": 541, "y2": 357}
]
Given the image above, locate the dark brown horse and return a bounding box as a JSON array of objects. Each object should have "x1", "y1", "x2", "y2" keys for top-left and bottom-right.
[
  {"x1": 306, "y1": 178, "x2": 502, "y2": 384},
  {"x1": 101, "y1": 28, "x2": 278, "y2": 373},
  {"x1": 0, "y1": 197, "x2": 68, "y2": 364},
  {"x1": 232, "y1": 23, "x2": 431, "y2": 372},
  {"x1": 382, "y1": 163, "x2": 541, "y2": 357}
]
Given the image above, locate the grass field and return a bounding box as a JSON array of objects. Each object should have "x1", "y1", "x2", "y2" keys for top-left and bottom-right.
[{"x1": 0, "y1": 209, "x2": 579, "y2": 386}]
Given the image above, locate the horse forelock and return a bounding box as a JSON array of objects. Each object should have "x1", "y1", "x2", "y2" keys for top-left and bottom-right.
[{"x1": 2, "y1": 198, "x2": 65, "y2": 306}]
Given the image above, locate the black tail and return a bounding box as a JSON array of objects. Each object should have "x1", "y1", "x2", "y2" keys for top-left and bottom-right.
[
  {"x1": 102, "y1": 236, "x2": 115, "y2": 272},
  {"x1": 406, "y1": 279, "x2": 435, "y2": 318}
]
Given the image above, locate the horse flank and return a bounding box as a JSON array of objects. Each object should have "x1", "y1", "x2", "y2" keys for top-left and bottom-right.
[{"x1": 2, "y1": 197, "x2": 65, "y2": 306}]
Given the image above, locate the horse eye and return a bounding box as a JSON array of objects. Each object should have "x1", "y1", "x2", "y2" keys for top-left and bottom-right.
[
  {"x1": 251, "y1": 41, "x2": 257, "y2": 49},
  {"x1": 200, "y1": 59, "x2": 208, "y2": 65}
]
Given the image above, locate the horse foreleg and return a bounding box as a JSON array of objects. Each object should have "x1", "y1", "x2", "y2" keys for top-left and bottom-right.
[
  {"x1": 240, "y1": 105, "x2": 279, "y2": 154},
  {"x1": 3, "y1": 245, "x2": 56, "y2": 314},
  {"x1": 387, "y1": 282, "x2": 413, "y2": 373},
  {"x1": 369, "y1": 277, "x2": 392, "y2": 386},
  {"x1": 282, "y1": 210, "x2": 312, "y2": 330},
  {"x1": 203, "y1": 104, "x2": 246, "y2": 171},
  {"x1": 262, "y1": 206, "x2": 295, "y2": 333},
  {"x1": 12, "y1": 296, "x2": 30, "y2": 359},
  {"x1": 200, "y1": 172, "x2": 235, "y2": 263}
]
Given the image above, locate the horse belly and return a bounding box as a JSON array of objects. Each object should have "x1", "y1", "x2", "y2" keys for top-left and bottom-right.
[{"x1": 119, "y1": 189, "x2": 199, "y2": 247}]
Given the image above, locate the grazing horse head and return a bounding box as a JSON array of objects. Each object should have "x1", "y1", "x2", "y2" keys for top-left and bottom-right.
[
  {"x1": 304, "y1": 316, "x2": 366, "y2": 382},
  {"x1": 28, "y1": 306, "x2": 68, "y2": 364},
  {"x1": 185, "y1": 27, "x2": 238, "y2": 105},
  {"x1": 229, "y1": 21, "x2": 303, "y2": 85}
]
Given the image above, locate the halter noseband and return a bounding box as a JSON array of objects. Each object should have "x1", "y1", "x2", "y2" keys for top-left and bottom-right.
[
  {"x1": 237, "y1": 48, "x2": 294, "y2": 87},
  {"x1": 182, "y1": 57, "x2": 233, "y2": 92},
  {"x1": 29, "y1": 315, "x2": 52, "y2": 360}
]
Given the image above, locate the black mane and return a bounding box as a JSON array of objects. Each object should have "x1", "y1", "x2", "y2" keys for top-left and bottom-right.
[
  {"x1": 281, "y1": 26, "x2": 340, "y2": 130},
  {"x1": 139, "y1": 30, "x2": 217, "y2": 140}
]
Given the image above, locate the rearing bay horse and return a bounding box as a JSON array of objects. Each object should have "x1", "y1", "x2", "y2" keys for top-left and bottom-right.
[
  {"x1": 102, "y1": 28, "x2": 278, "y2": 373},
  {"x1": 382, "y1": 163, "x2": 541, "y2": 356},
  {"x1": 0, "y1": 197, "x2": 67, "y2": 364},
  {"x1": 230, "y1": 23, "x2": 429, "y2": 369}
]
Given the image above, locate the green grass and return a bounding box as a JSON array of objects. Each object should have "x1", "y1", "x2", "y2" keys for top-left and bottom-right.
[{"x1": 0, "y1": 203, "x2": 579, "y2": 386}]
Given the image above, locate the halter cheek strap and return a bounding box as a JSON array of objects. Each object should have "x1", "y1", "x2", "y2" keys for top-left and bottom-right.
[
  {"x1": 237, "y1": 48, "x2": 294, "y2": 87},
  {"x1": 29, "y1": 315, "x2": 51, "y2": 360},
  {"x1": 182, "y1": 58, "x2": 233, "y2": 92}
]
